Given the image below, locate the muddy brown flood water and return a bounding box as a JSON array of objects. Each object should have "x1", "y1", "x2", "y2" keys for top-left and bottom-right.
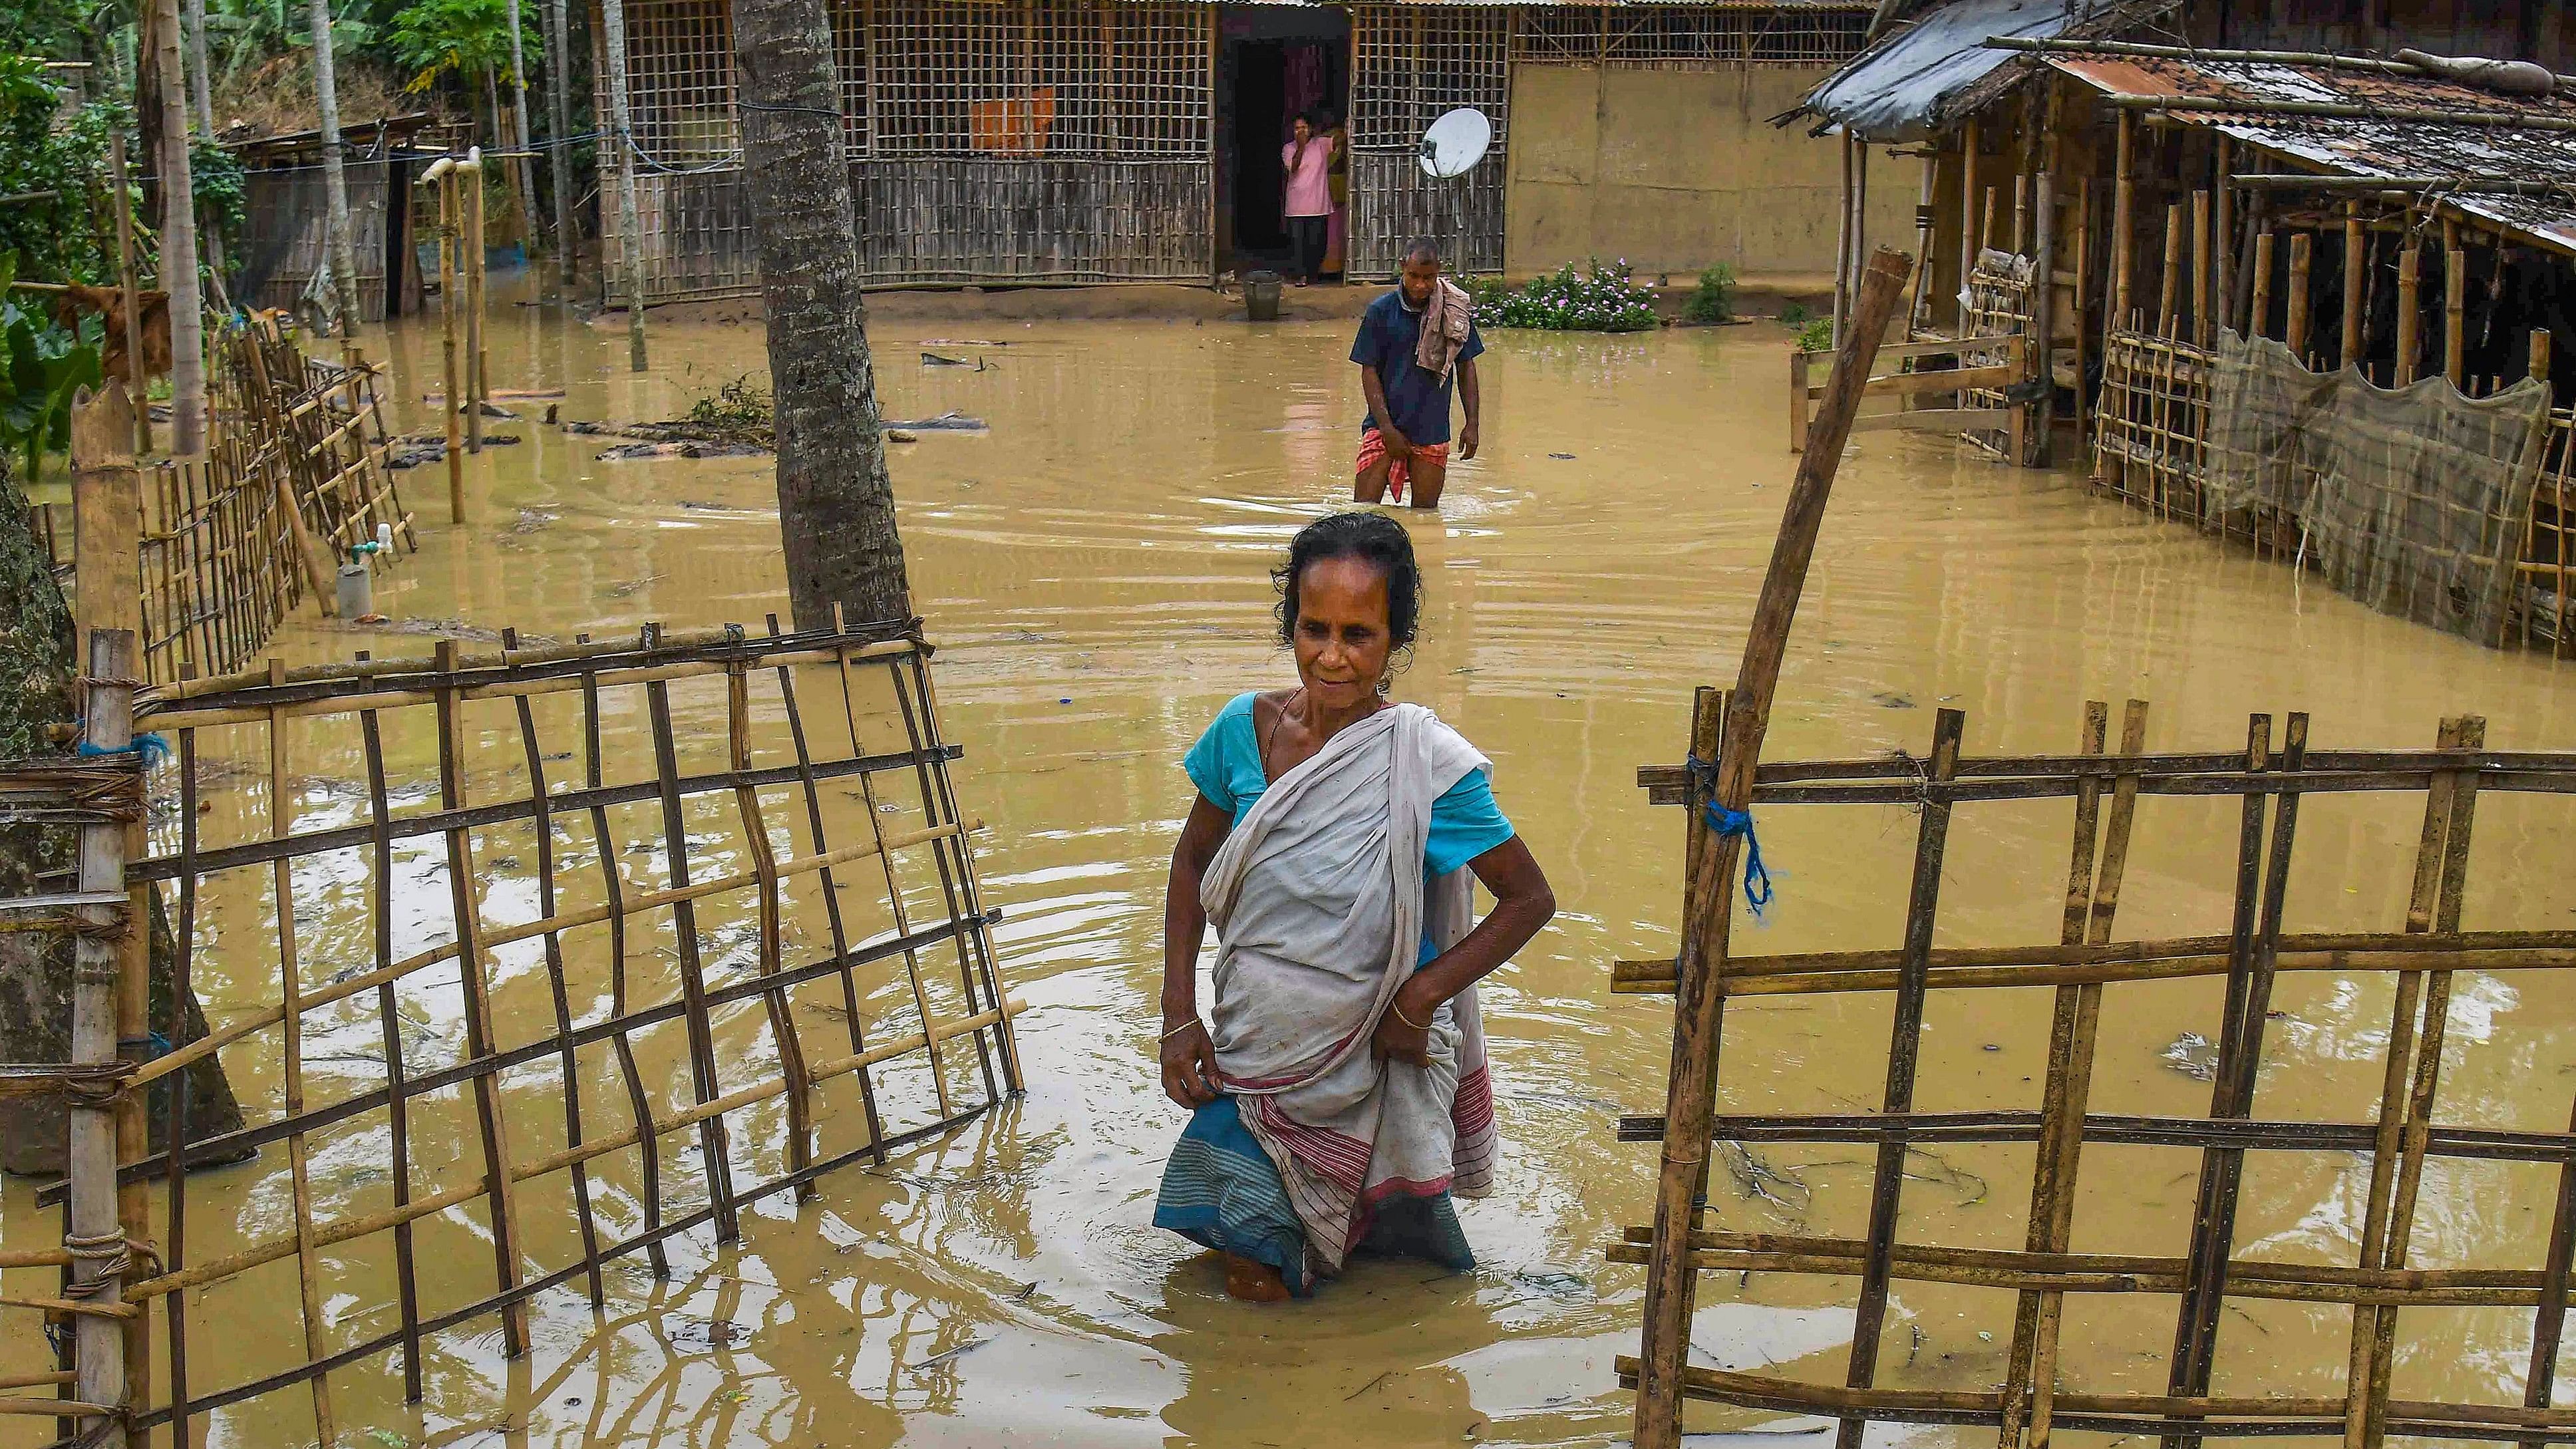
[{"x1": 7, "y1": 282, "x2": 2576, "y2": 1449}]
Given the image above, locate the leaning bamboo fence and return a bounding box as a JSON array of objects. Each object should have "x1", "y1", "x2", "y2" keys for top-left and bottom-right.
[
  {"x1": 51, "y1": 324, "x2": 418, "y2": 687},
  {"x1": 9, "y1": 617, "x2": 1021, "y2": 1444},
  {"x1": 1613, "y1": 691, "x2": 2576, "y2": 1447}
]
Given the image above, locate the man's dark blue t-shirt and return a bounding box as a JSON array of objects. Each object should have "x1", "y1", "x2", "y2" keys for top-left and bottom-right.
[{"x1": 1349, "y1": 289, "x2": 1485, "y2": 446}]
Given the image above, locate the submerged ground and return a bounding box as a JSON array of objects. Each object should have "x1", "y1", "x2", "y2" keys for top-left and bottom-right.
[{"x1": 7, "y1": 277, "x2": 2575, "y2": 1448}]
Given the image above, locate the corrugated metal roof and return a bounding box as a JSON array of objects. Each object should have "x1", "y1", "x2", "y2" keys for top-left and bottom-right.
[
  {"x1": 2048, "y1": 53, "x2": 2576, "y2": 253},
  {"x1": 1799, "y1": 0, "x2": 2099, "y2": 141}
]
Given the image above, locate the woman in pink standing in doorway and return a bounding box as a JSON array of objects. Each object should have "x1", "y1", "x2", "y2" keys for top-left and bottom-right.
[{"x1": 1282, "y1": 112, "x2": 1337, "y2": 287}]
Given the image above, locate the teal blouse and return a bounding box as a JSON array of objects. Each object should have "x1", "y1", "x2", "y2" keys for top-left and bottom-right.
[{"x1": 1185, "y1": 692, "x2": 1514, "y2": 965}]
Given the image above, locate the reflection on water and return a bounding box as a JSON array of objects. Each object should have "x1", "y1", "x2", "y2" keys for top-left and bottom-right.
[{"x1": 6, "y1": 275, "x2": 2575, "y2": 1448}]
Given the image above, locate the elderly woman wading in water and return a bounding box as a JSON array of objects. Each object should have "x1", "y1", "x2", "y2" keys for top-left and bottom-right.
[{"x1": 1152, "y1": 512, "x2": 1556, "y2": 1301}]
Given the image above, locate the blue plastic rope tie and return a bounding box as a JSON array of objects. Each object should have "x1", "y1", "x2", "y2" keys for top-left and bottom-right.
[
  {"x1": 77, "y1": 732, "x2": 172, "y2": 768},
  {"x1": 1703, "y1": 802, "x2": 1774, "y2": 918}
]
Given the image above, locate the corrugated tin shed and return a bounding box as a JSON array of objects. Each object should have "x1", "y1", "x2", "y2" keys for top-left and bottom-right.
[
  {"x1": 2045, "y1": 51, "x2": 2576, "y2": 254},
  {"x1": 1797, "y1": 0, "x2": 2162, "y2": 140}
]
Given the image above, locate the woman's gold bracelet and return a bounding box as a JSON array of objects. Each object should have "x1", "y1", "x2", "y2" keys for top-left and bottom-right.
[
  {"x1": 1160, "y1": 1019, "x2": 1206, "y2": 1043},
  {"x1": 1389, "y1": 1001, "x2": 1428, "y2": 1031}
]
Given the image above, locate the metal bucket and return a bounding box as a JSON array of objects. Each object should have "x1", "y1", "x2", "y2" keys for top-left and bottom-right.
[{"x1": 1244, "y1": 271, "x2": 1283, "y2": 322}]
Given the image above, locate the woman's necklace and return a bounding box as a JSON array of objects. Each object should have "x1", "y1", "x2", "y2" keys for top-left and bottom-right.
[{"x1": 1260, "y1": 689, "x2": 1301, "y2": 779}]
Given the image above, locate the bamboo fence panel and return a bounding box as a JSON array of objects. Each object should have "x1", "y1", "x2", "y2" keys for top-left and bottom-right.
[
  {"x1": 1611, "y1": 698, "x2": 2576, "y2": 1446},
  {"x1": 25, "y1": 619, "x2": 1022, "y2": 1441},
  {"x1": 1348, "y1": 4, "x2": 1511, "y2": 279},
  {"x1": 1513, "y1": 3, "x2": 1871, "y2": 67},
  {"x1": 1958, "y1": 249, "x2": 2036, "y2": 458}
]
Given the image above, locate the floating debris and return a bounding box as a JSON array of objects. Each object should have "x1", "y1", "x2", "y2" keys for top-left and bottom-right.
[
  {"x1": 884, "y1": 410, "x2": 989, "y2": 432},
  {"x1": 905, "y1": 1337, "x2": 989, "y2": 1374},
  {"x1": 2163, "y1": 1031, "x2": 2221, "y2": 1082}
]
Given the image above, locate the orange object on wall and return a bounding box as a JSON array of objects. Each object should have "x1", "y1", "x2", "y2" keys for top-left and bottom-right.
[{"x1": 969, "y1": 88, "x2": 1057, "y2": 156}]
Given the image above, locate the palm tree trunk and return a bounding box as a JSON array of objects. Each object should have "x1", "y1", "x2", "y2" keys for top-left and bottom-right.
[
  {"x1": 732, "y1": 0, "x2": 910, "y2": 627},
  {"x1": 183, "y1": 0, "x2": 212, "y2": 133},
  {"x1": 504, "y1": 0, "x2": 539, "y2": 249},
  {"x1": 150, "y1": 0, "x2": 207, "y2": 454},
  {"x1": 599, "y1": 0, "x2": 648, "y2": 369},
  {"x1": 544, "y1": 0, "x2": 575, "y2": 283},
  {"x1": 308, "y1": 0, "x2": 367, "y2": 331}
]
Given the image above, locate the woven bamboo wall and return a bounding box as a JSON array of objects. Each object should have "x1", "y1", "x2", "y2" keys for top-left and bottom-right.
[{"x1": 238, "y1": 161, "x2": 399, "y2": 323}]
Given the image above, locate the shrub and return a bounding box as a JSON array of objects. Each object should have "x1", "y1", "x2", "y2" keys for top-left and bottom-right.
[
  {"x1": 1779, "y1": 301, "x2": 1815, "y2": 326},
  {"x1": 1794, "y1": 318, "x2": 1833, "y2": 353},
  {"x1": 1681, "y1": 263, "x2": 1735, "y2": 325},
  {"x1": 1471, "y1": 258, "x2": 1661, "y2": 333}
]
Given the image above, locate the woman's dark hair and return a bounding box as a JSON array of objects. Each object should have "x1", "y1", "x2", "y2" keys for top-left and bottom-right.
[{"x1": 1273, "y1": 512, "x2": 1422, "y2": 656}]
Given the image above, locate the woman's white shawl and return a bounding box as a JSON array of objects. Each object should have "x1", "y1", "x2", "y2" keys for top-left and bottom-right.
[{"x1": 1202, "y1": 703, "x2": 1500, "y2": 1275}]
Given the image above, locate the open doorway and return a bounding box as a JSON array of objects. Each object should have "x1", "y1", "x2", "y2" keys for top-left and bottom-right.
[{"x1": 1214, "y1": 5, "x2": 1349, "y2": 282}]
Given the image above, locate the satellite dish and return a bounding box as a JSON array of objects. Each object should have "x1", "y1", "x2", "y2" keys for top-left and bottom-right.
[{"x1": 1419, "y1": 108, "x2": 1492, "y2": 179}]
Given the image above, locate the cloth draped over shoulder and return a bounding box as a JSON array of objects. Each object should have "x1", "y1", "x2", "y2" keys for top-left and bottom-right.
[
  {"x1": 1415, "y1": 278, "x2": 1474, "y2": 383},
  {"x1": 1202, "y1": 703, "x2": 1498, "y2": 1275}
]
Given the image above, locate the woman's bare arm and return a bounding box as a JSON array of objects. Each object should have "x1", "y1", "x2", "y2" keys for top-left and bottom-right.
[
  {"x1": 1160, "y1": 794, "x2": 1233, "y2": 1105},
  {"x1": 1374, "y1": 836, "x2": 1555, "y2": 1064}
]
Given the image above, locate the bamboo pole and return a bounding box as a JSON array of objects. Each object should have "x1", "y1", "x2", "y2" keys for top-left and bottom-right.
[
  {"x1": 2191, "y1": 190, "x2": 2212, "y2": 348},
  {"x1": 2030, "y1": 170, "x2": 2056, "y2": 468},
  {"x1": 1631, "y1": 246, "x2": 1916, "y2": 1449},
  {"x1": 422, "y1": 158, "x2": 465, "y2": 522},
  {"x1": 1912, "y1": 153, "x2": 1937, "y2": 333},
  {"x1": 2396, "y1": 243, "x2": 2421, "y2": 386},
  {"x1": 2343, "y1": 204, "x2": 2366, "y2": 369},
  {"x1": 106, "y1": 133, "x2": 150, "y2": 456},
  {"x1": 1983, "y1": 186, "x2": 2000, "y2": 255},
  {"x1": 2014, "y1": 174, "x2": 2029, "y2": 256},
  {"x1": 2213, "y1": 140, "x2": 2232, "y2": 337},
  {"x1": 465, "y1": 148, "x2": 486, "y2": 456},
  {"x1": 1961, "y1": 119, "x2": 1979, "y2": 330},
  {"x1": 2289, "y1": 232, "x2": 2313, "y2": 359},
  {"x1": 68, "y1": 630, "x2": 136, "y2": 1449},
  {"x1": 2113, "y1": 110, "x2": 2134, "y2": 327},
  {"x1": 2251, "y1": 232, "x2": 2275, "y2": 341},
  {"x1": 2159, "y1": 204, "x2": 2183, "y2": 337},
  {"x1": 1834, "y1": 130, "x2": 1854, "y2": 345},
  {"x1": 2444, "y1": 218, "x2": 2466, "y2": 388}
]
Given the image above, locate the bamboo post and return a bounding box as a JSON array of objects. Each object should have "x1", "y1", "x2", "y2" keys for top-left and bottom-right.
[
  {"x1": 1854, "y1": 140, "x2": 1871, "y2": 313},
  {"x1": 2396, "y1": 243, "x2": 2421, "y2": 387},
  {"x1": 71, "y1": 383, "x2": 142, "y2": 667},
  {"x1": 2213, "y1": 139, "x2": 2232, "y2": 337},
  {"x1": 1789, "y1": 348, "x2": 1811, "y2": 453},
  {"x1": 1911, "y1": 153, "x2": 1937, "y2": 333},
  {"x1": 2029, "y1": 170, "x2": 2056, "y2": 469},
  {"x1": 2159, "y1": 203, "x2": 2183, "y2": 337},
  {"x1": 2444, "y1": 218, "x2": 2466, "y2": 388},
  {"x1": 2072, "y1": 179, "x2": 2092, "y2": 453},
  {"x1": 106, "y1": 132, "x2": 150, "y2": 456},
  {"x1": 2014, "y1": 174, "x2": 2029, "y2": 256},
  {"x1": 1961, "y1": 120, "x2": 1979, "y2": 330},
  {"x1": 1631, "y1": 246, "x2": 1917, "y2": 1449},
  {"x1": 465, "y1": 148, "x2": 486, "y2": 456},
  {"x1": 2112, "y1": 110, "x2": 2134, "y2": 327},
  {"x1": 2251, "y1": 232, "x2": 2275, "y2": 341},
  {"x1": 69, "y1": 629, "x2": 137, "y2": 1449},
  {"x1": 2191, "y1": 190, "x2": 2212, "y2": 348},
  {"x1": 1983, "y1": 186, "x2": 2000, "y2": 254},
  {"x1": 2343, "y1": 204, "x2": 2365, "y2": 369},
  {"x1": 1834, "y1": 130, "x2": 1854, "y2": 345},
  {"x1": 2289, "y1": 232, "x2": 2313, "y2": 359},
  {"x1": 422, "y1": 157, "x2": 466, "y2": 523}
]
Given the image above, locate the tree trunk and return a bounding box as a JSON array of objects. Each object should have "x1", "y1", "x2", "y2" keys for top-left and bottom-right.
[
  {"x1": 308, "y1": 0, "x2": 367, "y2": 333},
  {"x1": 184, "y1": 0, "x2": 212, "y2": 134},
  {"x1": 599, "y1": 0, "x2": 649, "y2": 369},
  {"x1": 150, "y1": 0, "x2": 207, "y2": 454},
  {"x1": 733, "y1": 0, "x2": 911, "y2": 628},
  {"x1": 504, "y1": 0, "x2": 539, "y2": 249},
  {"x1": 545, "y1": 0, "x2": 575, "y2": 283},
  {"x1": 0, "y1": 454, "x2": 245, "y2": 1176}
]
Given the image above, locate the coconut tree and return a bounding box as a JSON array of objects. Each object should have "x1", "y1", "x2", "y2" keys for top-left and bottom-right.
[
  {"x1": 732, "y1": 0, "x2": 910, "y2": 625},
  {"x1": 308, "y1": 0, "x2": 365, "y2": 331},
  {"x1": 149, "y1": 0, "x2": 207, "y2": 454}
]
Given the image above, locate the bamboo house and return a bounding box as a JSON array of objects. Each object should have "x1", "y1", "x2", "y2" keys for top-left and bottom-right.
[
  {"x1": 591, "y1": 0, "x2": 1900, "y2": 300},
  {"x1": 1789, "y1": 0, "x2": 2576, "y2": 657}
]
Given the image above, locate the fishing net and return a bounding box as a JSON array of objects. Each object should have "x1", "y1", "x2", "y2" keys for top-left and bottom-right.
[{"x1": 2201, "y1": 329, "x2": 2547, "y2": 645}]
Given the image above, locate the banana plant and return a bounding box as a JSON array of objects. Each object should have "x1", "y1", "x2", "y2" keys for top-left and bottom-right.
[{"x1": 0, "y1": 255, "x2": 107, "y2": 485}]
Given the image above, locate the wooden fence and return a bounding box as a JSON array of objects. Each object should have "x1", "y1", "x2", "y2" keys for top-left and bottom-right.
[
  {"x1": 1613, "y1": 691, "x2": 2576, "y2": 1446},
  {"x1": 7, "y1": 619, "x2": 1021, "y2": 1444}
]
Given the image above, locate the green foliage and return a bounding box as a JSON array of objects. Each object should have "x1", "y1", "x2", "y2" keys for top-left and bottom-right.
[
  {"x1": 1471, "y1": 258, "x2": 1661, "y2": 333},
  {"x1": 385, "y1": 0, "x2": 538, "y2": 93},
  {"x1": 1779, "y1": 301, "x2": 1815, "y2": 326},
  {"x1": 0, "y1": 0, "x2": 118, "y2": 61},
  {"x1": 1794, "y1": 317, "x2": 1833, "y2": 353},
  {"x1": 0, "y1": 57, "x2": 116, "y2": 286},
  {"x1": 1682, "y1": 263, "x2": 1735, "y2": 325},
  {"x1": 190, "y1": 130, "x2": 247, "y2": 261},
  {"x1": 0, "y1": 253, "x2": 106, "y2": 486}
]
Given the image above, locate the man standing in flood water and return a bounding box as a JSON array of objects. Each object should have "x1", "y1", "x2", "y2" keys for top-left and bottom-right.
[{"x1": 1351, "y1": 238, "x2": 1482, "y2": 510}]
